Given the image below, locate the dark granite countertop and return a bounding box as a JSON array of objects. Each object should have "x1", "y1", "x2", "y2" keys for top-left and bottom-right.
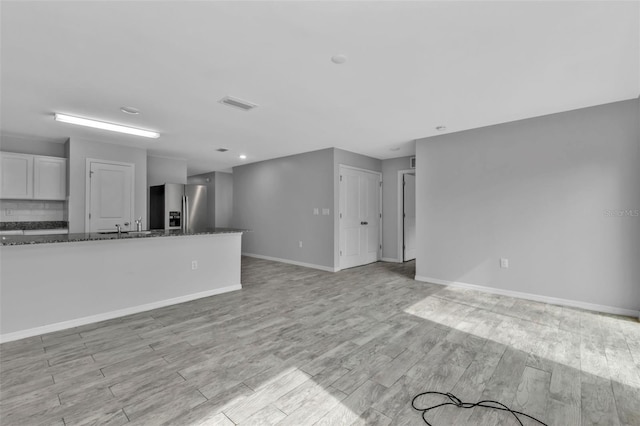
[
  {"x1": 0, "y1": 221, "x2": 68, "y2": 231},
  {"x1": 1, "y1": 228, "x2": 246, "y2": 246}
]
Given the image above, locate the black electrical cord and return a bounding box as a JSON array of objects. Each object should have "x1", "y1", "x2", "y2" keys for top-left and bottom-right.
[{"x1": 411, "y1": 391, "x2": 549, "y2": 426}]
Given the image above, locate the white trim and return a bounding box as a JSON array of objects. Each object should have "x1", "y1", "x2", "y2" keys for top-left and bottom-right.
[
  {"x1": 414, "y1": 275, "x2": 639, "y2": 317},
  {"x1": 85, "y1": 158, "x2": 136, "y2": 233},
  {"x1": 381, "y1": 257, "x2": 402, "y2": 263},
  {"x1": 243, "y1": 252, "x2": 338, "y2": 272},
  {"x1": 0, "y1": 284, "x2": 241, "y2": 343},
  {"x1": 338, "y1": 164, "x2": 383, "y2": 176},
  {"x1": 397, "y1": 169, "x2": 415, "y2": 262}
]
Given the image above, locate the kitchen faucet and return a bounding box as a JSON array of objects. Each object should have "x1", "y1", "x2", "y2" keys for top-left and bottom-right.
[{"x1": 115, "y1": 222, "x2": 129, "y2": 236}]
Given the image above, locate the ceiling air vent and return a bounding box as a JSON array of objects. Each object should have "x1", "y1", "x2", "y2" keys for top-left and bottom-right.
[
  {"x1": 216, "y1": 148, "x2": 229, "y2": 152},
  {"x1": 219, "y1": 96, "x2": 258, "y2": 111}
]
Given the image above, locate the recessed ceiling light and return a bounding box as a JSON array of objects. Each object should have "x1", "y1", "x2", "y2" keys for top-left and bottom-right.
[
  {"x1": 239, "y1": 154, "x2": 247, "y2": 160},
  {"x1": 54, "y1": 113, "x2": 160, "y2": 139},
  {"x1": 436, "y1": 125, "x2": 447, "y2": 131},
  {"x1": 120, "y1": 106, "x2": 140, "y2": 115},
  {"x1": 331, "y1": 54, "x2": 347, "y2": 64}
]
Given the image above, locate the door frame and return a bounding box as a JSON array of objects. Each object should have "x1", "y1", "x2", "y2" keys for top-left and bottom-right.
[
  {"x1": 338, "y1": 164, "x2": 383, "y2": 271},
  {"x1": 85, "y1": 158, "x2": 136, "y2": 233},
  {"x1": 397, "y1": 169, "x2": 415, "y2": 262}
]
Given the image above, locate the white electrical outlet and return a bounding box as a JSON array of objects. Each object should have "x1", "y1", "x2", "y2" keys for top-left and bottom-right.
[
  {"x1": 322, "y1": 208, "x2": 330, "y2": 215},
  {"x1": 5, "y1": 209, "x2": 13, "y2": 216},
  {"x1": 191, "y1": 260, "x2": 198, "y2": 270},
  {"x1": 299, "y1": 241, "x2": 303, "y2": 248},
  {"x1": 500, "y1": 258, "x2": 509, "y2": 269}
]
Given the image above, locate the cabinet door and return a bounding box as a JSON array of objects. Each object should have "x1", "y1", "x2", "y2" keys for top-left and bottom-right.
[
  {"x1": 34, "y1": 156, "x2": 67, "y2": 200},
  {"x1": 0, "y1": 152, "x2": 34, "y2": 199}
]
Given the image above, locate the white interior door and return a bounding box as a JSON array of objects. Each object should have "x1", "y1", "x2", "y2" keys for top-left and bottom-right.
[
  {"x1": 88, "y1": 161, "x2": 134, "y2": 233},
  {"x1": 403, "y1": 173, "x2": 416, "y2": 261},
  {"x1": 340, "y1": 166, "x2": 381, "y2": 270}
]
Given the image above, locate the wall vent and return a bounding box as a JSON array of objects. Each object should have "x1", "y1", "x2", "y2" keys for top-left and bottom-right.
[
  {"x1": 216, "y1": 148, "x2": 229, "y2": 152},
  {"x1": 410, "y1": 156, "x2": 416, "y2": 169},
  {"x1": 219, "y1": 96, "x2": 258, "y2": 111}
]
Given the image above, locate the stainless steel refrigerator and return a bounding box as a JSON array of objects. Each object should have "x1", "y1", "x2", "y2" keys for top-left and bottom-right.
[{"x1": 149, "y1": 184, "x2": 208, "y2": 232}]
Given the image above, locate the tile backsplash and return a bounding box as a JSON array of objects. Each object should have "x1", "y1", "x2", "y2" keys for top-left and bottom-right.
[{"x1": 0, "y1": 200, "x2": 67, "y2": 222}]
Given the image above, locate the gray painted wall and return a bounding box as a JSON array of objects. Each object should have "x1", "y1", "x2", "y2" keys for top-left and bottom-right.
[
  {"x1": 147, "y1": 155, "x2": 187, "y2": 186},
  {"x1": 0, "y1": 133, "x2": 67, "y2": 157},
  {"x1": 415, "y1": 98, "x2": 640, "y2": 311},
  {"x1": 233, "y1": 148, "x2": 381, "y2": 269},
  {"x1": 381, "y1": 156, "x2": 414, "y2": 260},
  {"x1": 188, "y1": 172, "x2": 216, "y2": 229},
  {"x1": 68, "y1": 138, "x2": 147, "y2": 233},
  {"x1": 233, "y1": 148, "x2": 335, "y2": 268},
  {"x1": 215, "y1": 172, "x2": 233, "y2": 228},
  {"x1": 334, "y1": 148, "x2": 382, "y2": 174}
]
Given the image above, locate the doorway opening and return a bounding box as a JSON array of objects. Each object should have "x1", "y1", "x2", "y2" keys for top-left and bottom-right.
[{"x1": 398, "y1": 170, "x2": 416, "y2": 262}]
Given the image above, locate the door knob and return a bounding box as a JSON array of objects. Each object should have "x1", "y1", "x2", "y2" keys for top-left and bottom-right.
[{"x1": 361, "y1": 221, "x2": 368, "y2": 225}]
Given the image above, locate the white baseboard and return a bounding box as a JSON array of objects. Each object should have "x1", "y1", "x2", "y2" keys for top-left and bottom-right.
[
  {"x1": 415, "y1": 275, "x2": 639, "y2": 318},
  {"x1": 242, "y1": 252, "x2": 338, "y2": 272},
  {"x1": 0, "y1": 284, "x2": 242, "y2": 344},
  {"x1": 381, "y1": 257, "x2": 402, "y2": 263}
]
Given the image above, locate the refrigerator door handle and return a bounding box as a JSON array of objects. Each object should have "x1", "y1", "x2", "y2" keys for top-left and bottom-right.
[
  {"x1": 184, "y1": 195, "x2": 190, "y2": 232},
  {"x1": 181, "y1": 196, "x2": 186, "y2": 232}
]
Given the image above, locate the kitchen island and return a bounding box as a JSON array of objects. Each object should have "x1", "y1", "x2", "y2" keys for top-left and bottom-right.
[{"x1": 0, "y1": 229, "x2": 245, "y2": 342}]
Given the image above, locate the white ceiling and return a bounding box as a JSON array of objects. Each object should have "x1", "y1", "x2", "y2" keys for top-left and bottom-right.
[{"x1": 1, "y1": 1, "x2": 638, "y2": 175}]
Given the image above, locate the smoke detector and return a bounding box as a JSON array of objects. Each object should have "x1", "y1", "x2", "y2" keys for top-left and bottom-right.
[
  {"x1": 219, "y1": 96, "x2": 258, "y2": 111},
  {"x1": 331, "y1": 54, "x2": 347, "y2": 64}
]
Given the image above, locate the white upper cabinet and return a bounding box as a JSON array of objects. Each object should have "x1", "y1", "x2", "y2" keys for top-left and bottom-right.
[
  {"x1": 0, "y1": 152, "x2": 34, "y2": 199},
  {"x1": 34, "y1": 156, "x2": 67, "y2": 200},
  {"x1": 0, "y1": 152, "x2": 67, "y2": 200}
]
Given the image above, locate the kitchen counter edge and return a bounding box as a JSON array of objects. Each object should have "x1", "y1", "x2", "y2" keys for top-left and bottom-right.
[{"x1": 1, "y1": 228, "x2": 248, "y2": 246}]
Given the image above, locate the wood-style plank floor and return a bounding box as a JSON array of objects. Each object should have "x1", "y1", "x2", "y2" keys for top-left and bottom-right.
[{"x1": 1, "y1": 257, "x2": 639, "y2": 425}]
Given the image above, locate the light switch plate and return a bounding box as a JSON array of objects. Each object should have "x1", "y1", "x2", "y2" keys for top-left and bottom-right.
[
  {"x1": 313, "y1": 208, "x2": 319, "y2": 215},
  {"x1": 322, "y1": 208, "x2": 330, "y2": 215}
]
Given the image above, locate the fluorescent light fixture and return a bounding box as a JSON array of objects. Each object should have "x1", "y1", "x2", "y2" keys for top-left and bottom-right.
[{"x1": 54, "y1": 113, "x2": 160, "y2": 139}]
